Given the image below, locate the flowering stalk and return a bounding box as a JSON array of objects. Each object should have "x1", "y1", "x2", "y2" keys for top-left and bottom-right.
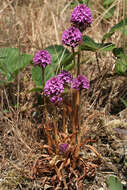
[
  {"x1": 63, "y1": 104, "x2": 67, "y2": 134},
  {"x1": 53, "y1": 109, "x2": 59, "y2": 154},
  {"x1": 33, "y1": 49, "x2": 53, "y2": 152}
]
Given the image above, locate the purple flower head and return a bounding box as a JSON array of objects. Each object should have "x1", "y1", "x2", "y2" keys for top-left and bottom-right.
[
  {"x1": 44, "y1": 76, "x2": 64, "y2": 104},
  {"x1": 60, "y1": 143, "x2": 69, "y2": 152},
  {"x1": 70, "y1": 4, "x2": 92, "y2": 32},
  {"x1": 62, "y1": 26, "x2": 82, "y2": 48},
  {"x1": 44, "y1": 77, "x2": 64, "y2": 96},
  {"x1": 57, "y1": 70, "x2": 72, "y2": 84},
  {"x1": 72, "y1": 75, "x2": 90, "y2": 90},
  {"x1": 33, "y1": 50, "x2": 52, "y2": 68}
]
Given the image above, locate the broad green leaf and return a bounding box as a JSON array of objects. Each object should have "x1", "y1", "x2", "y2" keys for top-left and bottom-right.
[
  {"x1": 45, "y1": 45, "x2": 71, "y2": 81},
  {"x1": 79, "y1": 35, "x2": 100, "y2": 52},
  {"x1": 60, "y1": 52, "x2": 77, "y2": 71},
  {"x1": 115, "y1": 59, "x2": 127, "y2": 75},
  {"x1": 108, "y1": 176, "x2": 123, "y2": 190},
  {"x1": 44, "y1": 64, "x2": 55, "y2": 83},
  {"x1": 32, "y1": 66, "x2": 43, "y2": 87},
  {"x1": 64, "y1": 62, "x2": 75, "y2": 71},
  {"x1": 102, "y1": 18, "x2": 127, "y2": 42},
  {"x1": 79, "y1": 35, "x2": 115, "y2": 52},
  {"x1": 114, "y1": 48, "x2": 127, "y2": 75},
  {"x1": 45, "y1": 45, "x2": 70, "y2": 73},
  {"x1": 0, "y1": 47, "x2": 32, "y2": 83},
  {"x1": 112, "y1": 47, "x2": 124, "y2": 58}
]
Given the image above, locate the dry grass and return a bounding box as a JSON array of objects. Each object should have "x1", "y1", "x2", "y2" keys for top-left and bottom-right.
[{"x1": 0, "y1": 0, "x2": 127, "y2": 189}]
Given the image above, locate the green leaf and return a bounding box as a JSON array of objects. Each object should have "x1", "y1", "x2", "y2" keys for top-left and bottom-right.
[
  {"x1": 120, "y1": 98, "x2": 127, "y2": 107},
  {"x1": 102, "y1": 18, "x2": 127, "y2": 42},
  {"x1": 0, "y1": 47, "x2": 32, "y2": 83},
  {"x1": 45, "y1": 45, "x2": 71, "y2": 82},
  {"x1": 99, "y1": 42, "x2": 116, "y2": 51},
  {"x1": 108, "y1": 176, "x2": 123, "y2": 190},
  {"x1": 113, "y1": 47, "x2": 127, "y2": 75},
  {"x1": 79, "y1": 35, "x2": 100, "y2": 52},
  {"x1": 104, "y1": 7, "x2": 116, "y2": 19},
  {"x1": 32, "y1": 66, "x2": 43, "y2": 87},
  {"x1": 29, "y1": 87, "x2": 43, "y2": 93},
  {"x1": 112, "y1": 47, "x2": 124, "y2": 58},
  {"x1": 60, "y1": 52, "x2": 77, "y2": 71},
  {"x1": 103, "y1": 0, "x2": 115, "y2": 7},
  {"x1": 79, "y1": 35, "x2": 115, "y2": 52},
  {"x1": 115, "y1": 58, "x2": 127, "y2": 75},
  {"x1": 70, "y1": 0, "x2": 89, "y2": 7}
]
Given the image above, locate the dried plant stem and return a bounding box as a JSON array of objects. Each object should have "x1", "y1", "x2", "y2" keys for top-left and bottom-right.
[
  {"x1": 74, "y1": 90, "x2": 81, "y2": 160},
  {"x1": 44, "y1": 124, "x2": 52, "y2": 152},
  {"x1": 63, "y1": 104, "x2": 67, "y2": 134},
  {"x1": 95, "y1": 52, "x2": 101, "y2": 73},
  {"x1": 42, "y1": 68, "x2": 52, "y2": 153},
  {"x1": 71, "y1": 90, "x2": 77, "y2": 145},
  {"x1": 53, "y1": 109, "x2": 59, "y2": 154}
]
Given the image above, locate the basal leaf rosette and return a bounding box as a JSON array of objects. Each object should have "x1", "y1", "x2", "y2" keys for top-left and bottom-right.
[{"x1": 70, "y1": 4, "x2": 92, "y2": 32}]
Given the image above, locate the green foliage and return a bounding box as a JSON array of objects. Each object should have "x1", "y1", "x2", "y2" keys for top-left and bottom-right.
[
  {"x1": 107, "y1": 175, "x2": 123, "y2": 190},
  {"x1": 70, "y1": 0, "x2": 90, "y2": 7},
  {"x1": 102, "y1": 0, "x2": 116, "y2": 19},
  {"x1": 79, "y1": 35, "x2": 115, "y2": 52},
  {"x1": 32, "y1": 66, "x2": 43, "y2": 88},
  {"x1": 102, "y1": 18, "x2": 127, "y2": 42},
  {"x1": 0, "y1": 47, "x2": 32, "y2": 86},
  {"x1": 120, "y1": 98, "x2": 127, "y2": 107},
  {"x1": 31, "y1": 45, "x2": 74, "y2": 91},
  {"x1": 113, "y1": 47, "x2": 127, "y2": 75}
]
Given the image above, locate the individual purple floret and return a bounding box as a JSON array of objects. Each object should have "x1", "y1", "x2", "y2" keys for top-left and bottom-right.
[
  {"x1": 50, "y1": 96, "x2": 63, "y2": 104},
  {"x1": 59, "y1": 143, "x2": 69, "y2": 152},
  {"x1": 62, "y1": 26, "x2": 82, "y2": 48},
  {"x1": 72, "y1": 75, "x2": 90, "y2": 90},
  {"x1": 70, "y1": 4, "x2": 92, "y2": 32},
  {"x1": 57, "y1": 70, "x2": 72, "y2": 84},
  {"x1": 33, "y1": 50, "x2": 52, "y2": 68}
]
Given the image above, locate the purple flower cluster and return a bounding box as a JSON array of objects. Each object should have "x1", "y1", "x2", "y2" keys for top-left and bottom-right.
[
  {"x1": 72, "y1": 75, "x2": 90, "y2": 90},
  {"x1": 70, "y1": 4, "x2": 92, "y2": 32},
  {"x1": 62, "y1": 26, "x2": 82, "y2": 48},
  {"x1": 59, "y1": 143, "x2": 69, "y2": 152},
  {"x1": 57, "y1": 70, "x2": 72, "y2": 84},
  {"x1": 44, "y1": 76, "x2": 64, "y2": 104},
  {"x1": 44, "y1": 70, "x2": 72, "y2": 104},
  {"x1": 33, "y1": 50, "x2": 52, "y2": 68}
]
